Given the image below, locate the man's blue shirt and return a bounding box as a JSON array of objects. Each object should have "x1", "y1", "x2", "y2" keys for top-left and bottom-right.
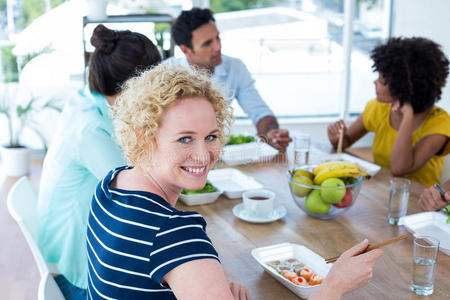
[{"x1": 164, "y1": 54, "x2": 274, "y2": 124}]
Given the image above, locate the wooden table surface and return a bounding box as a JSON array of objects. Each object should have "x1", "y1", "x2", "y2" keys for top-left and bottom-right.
[
  {"x1": 2, "y1": 149, "x2": 449, "y2": 299},
  {"x1": 177, "y1": 151, "x2": 450, "y2": 300}
]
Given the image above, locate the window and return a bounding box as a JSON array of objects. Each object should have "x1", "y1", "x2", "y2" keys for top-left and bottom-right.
[{"x1": 204, "y1": 0, "x2": 390, "y2": 119}]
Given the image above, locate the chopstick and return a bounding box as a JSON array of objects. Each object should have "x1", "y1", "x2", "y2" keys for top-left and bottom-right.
[
  {"x1": 325, "y1": 234, "x2": 409, "y2": 264},
  {"x1": 337, "y1": 125, "x2": 344, "y2": 154}
]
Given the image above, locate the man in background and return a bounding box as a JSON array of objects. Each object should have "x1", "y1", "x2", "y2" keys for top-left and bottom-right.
[{"x1": 165, "y1": 8, "x2": 291, "y2": 151}]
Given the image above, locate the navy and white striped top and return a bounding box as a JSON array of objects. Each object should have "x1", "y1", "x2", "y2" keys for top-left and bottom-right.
[{"x1": 86, "y1": 166, "x2": 219, "y2": 299}]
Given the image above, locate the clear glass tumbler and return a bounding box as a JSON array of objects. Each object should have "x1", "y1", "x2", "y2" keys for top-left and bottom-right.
[
  {"x1": 387, "y1": 177, "x2": 410, "y2": 225},
  {"x1": 410, "y1": 236, "x2": 439, "y2": 296},
  {"x1": 293, "y1": 133, "x2": 310, "y2": 168}
]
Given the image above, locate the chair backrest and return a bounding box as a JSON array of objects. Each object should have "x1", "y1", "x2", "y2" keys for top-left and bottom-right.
[
  {"x1": 38, "y1": 272, "x2": 65, "y2": 300},
  {"x1": 7, "y1": 177, "x2": 49, "y2": 276}
]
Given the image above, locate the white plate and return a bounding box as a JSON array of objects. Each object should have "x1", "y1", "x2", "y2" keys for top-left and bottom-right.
[
  {"x1": 319, "y1": 153, "x2": 381, "y2": 177},
  {"x1": 178, "y1": 190, "x2": 222, "y2": 206},
  {"x1": 400, "y1": 211, "x2": 450, "y2": 255},
  {"x1": 251, "y1": 243, "x2": 332, "y2": 299},
  {"x1": 233, "y1": 203, "x2": 287, "y2": 223},
  {"x1": 220, "y1": 142, "x2": 279, "y2": 166},
  {"x1": 208, "y1": 168, "x2": 264, "y2": 199}
]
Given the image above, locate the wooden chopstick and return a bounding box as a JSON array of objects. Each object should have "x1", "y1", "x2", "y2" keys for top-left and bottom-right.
[
  {"x1": 325, "y1": 234, "x2": 409, "y2": 264},
  {"x1": 337, "y1": 126, "x2": 344, "y2": 154}
]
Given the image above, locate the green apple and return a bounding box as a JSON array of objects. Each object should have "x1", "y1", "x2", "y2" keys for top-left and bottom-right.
[
  {"x1": 320, "y1": 178, "x2": 346, "y2": 204},
  {"x1": 290, "y1": 175, "x2": 313, "y2": 197},
  {"x1": 305, "y1": 189, "x2": 330, "y2": 214}
]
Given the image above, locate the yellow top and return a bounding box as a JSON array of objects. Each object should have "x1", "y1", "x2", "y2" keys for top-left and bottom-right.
[{"x1": 363, "y1": 99, "x2": 450, "y2": 187}]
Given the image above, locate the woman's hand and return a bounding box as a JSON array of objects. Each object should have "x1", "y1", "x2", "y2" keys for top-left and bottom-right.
[
  {"x1": 328, "y1": 120, "x2": 346, "y2": 149},
  {"x1": 312, "y1": 239, "x2": 383, "y2": 299},
  {"x1": 392, "y1": 100, "x2": 414, "y2": 116},
  {"x1": 418, "y1": 185, "x2": 449, "y2": 211},
  {"x1": 229, "y1": 282, "x2": 250, "y2": 300}
]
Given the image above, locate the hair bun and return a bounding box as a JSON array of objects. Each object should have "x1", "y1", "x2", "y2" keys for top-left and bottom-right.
[{"x1": 91, "y1": 24, "x2": 118, "y2": 54}]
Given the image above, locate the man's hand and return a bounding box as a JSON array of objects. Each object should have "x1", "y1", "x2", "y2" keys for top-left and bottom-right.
[{"x1": 266, "y1": 129, "x2": 291, "y2": 152}]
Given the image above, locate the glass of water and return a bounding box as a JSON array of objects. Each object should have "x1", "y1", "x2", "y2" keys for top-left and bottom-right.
[
  {"x1": 410, "y1": 236, "x2": 439, "y2": 296},
  {"x1": 387, "y1": 177, "x2": 410, "y2": 225},
  {"x1": 293, "y1": 133, "x2": 310, "y2": 168}
]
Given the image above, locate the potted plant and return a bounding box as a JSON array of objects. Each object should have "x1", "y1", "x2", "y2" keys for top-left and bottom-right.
[{"x1": 0, "y1": 83, "x2": 62, "y2": 177}]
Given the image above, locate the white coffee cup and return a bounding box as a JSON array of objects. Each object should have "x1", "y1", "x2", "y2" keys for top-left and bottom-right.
[{"x1": 242, "y1": 189, "x2": 275, "y2": 217}]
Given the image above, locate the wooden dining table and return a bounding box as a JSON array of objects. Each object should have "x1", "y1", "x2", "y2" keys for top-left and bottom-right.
[
  {"x1": 2, "y1": 146, "x2": 449, "y2": 299},
  {"x1": 176, "y1": 148, "x2": 450, "y2": 300}
]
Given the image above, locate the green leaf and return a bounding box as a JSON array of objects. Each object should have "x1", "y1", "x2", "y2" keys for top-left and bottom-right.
[
  {"x1": 226, "y1": 134, "x2": 256, "y2": 145},
  {"x1": 444, "y1": 205, "x2": 450, "y2": 224},
  {"x1": 181, "y1": 181, "x2": 218, "y2": 194}
]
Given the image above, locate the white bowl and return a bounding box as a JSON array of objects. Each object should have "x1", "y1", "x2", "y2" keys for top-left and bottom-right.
[{"x1": 178, "y1": 190, "x2": 222, "y2": 206}]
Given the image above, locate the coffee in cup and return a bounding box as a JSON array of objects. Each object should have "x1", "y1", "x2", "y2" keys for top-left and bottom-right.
[{"x1": 242, "y1": 189, "x2": 275, "y2": 216}]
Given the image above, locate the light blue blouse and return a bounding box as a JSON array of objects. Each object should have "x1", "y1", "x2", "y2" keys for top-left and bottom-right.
[
  {"x1": 164, "y1": 54, "x2": 274, "y2": 124},
  {"x1": 37, "y1": 87, "x2": 126, "y2": 288}
]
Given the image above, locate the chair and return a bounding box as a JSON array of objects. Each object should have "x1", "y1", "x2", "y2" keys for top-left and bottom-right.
[
  {"x1": 7, "y1": 176, "x2": 62, "y2": 299},
  {"x1": 38, "y1": 272, "x2": 65, "y2": 300}
]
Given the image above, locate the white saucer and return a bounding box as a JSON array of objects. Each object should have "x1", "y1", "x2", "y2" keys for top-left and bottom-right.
[{"x1": 233, "y1": 203, "x2": 287, "y2": 223}]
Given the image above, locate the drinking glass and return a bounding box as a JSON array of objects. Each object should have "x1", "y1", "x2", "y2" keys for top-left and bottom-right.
[
  {"x1": 293, "y1": 133, "x2": 310, "y2": 168},
  {"x1": 410, "y1": 236, "x2": 439, "y2": 296},
  {"x1": 387, "y1": 177, "x2": 410, "y2": 225}
]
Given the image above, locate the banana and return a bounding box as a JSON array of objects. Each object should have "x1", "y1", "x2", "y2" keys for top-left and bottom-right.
[
  {"x1": 313, "y1": 161, "x2": 362, "y2": 176},
  {"x1": 313, "y1": 163, "x2": 369, "y2": 185}
]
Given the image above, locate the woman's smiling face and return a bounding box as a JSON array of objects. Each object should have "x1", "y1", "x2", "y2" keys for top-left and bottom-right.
[{"x1": 150, "y1": 96, "x2": 221, "y2": 191}]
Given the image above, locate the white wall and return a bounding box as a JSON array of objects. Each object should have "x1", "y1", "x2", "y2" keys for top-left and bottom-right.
[{"x1": 392, "y1": 0, "x2": 450, "y2": 112}]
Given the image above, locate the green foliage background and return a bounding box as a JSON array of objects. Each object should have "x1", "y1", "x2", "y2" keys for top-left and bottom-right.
[
  {"x1": 19, "y1": 0, "x2": 62, "y2": 29},
  {"x1": 210, "y1": 0, "x2": 277, "y2": 13},
  {"x1": 1, "y1": 0, "x2": 61, "y2": 82},
  {"x1": 1, "y1": 46, "x2": 18, "y2": 82}
]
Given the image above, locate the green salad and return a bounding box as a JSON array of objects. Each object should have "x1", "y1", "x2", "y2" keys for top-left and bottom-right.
[
  {"x1": 444, "y1": 205, "x2": 450, "y2": 224},
  {"x1": 226, "y1": 134, "x2": 256, "y2": 145},
  {"x1": 181, "y1": 181, "x2": 218, "y2": 194}
]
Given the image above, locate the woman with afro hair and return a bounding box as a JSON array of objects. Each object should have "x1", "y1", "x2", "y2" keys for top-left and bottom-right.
[{"x1": 328, "y1": 37, "x2": 450, "y2": 187}]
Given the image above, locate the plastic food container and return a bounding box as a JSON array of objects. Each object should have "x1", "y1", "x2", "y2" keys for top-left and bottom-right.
[
  {"x1": 208, "y1": 168, "x2": 264, "y2": 199},
  {"x1": 251, "y1": 243, "x2": 331, "y2": 299},
  {"x1": 319, "y1": 153, "x2": 381, "y2": 177},
  {"x1": 400, "y1": 211, "x2": 450, "y2": 255},
  {"x1": 178, "y1": 190, "x2": 222, "y2": 206},
  {"x1": 220, "y1": 142, "x2": 279, "y2": 166}
]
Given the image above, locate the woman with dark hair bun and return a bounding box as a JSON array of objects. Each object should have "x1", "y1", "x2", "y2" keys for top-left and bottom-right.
[
  {"x1": 328, "y1": 37, "x2": 450, "y2": 187},
  {"x1": 37, "y1": 24, "x2": 161, "y2": 299}
]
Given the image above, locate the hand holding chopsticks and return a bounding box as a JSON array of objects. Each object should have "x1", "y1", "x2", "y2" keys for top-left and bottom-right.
[
  {"x1": 337, "y1": 124, "x2": 344, "y2": 154},
  {"x1": 327, "y1": 120, "x2": 346, "y2": 152},
  {"x1": 325, "y1": 234, "x2": 409, "y2": 264},
  {"x1": 314, "y1": 239, "x2": 384, "y2": 298}
]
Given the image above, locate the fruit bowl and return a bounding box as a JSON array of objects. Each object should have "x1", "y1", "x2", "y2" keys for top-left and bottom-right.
[{"x1": 286, "y1": 165, "x2": 365, "y2": 220}]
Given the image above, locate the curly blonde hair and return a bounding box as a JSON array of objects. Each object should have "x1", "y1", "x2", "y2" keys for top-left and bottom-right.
[{"x1": 111, "y1": 64, "x2": 233, "y2": 166}]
